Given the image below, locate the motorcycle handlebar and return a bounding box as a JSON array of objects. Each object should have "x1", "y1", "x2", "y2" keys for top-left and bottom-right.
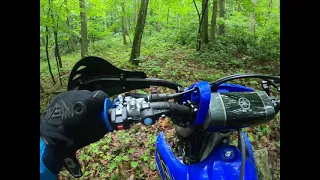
[{"x1": 102, "y1": 91, "x2": 280, "y2": 131}]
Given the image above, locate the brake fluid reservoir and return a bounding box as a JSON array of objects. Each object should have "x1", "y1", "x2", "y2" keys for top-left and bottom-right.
[{"x1": 204, "y1": 91, "x2": 276, "y2": 131}]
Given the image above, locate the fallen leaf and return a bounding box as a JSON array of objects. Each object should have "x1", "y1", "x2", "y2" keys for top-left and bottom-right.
[
  {"x1": 127, "y1": 174, "x2": 135, "y2": 180},
  {"x1": 112, "y1": 142, "x2": 119, "y2": 147},
  {"x1": 99, "y1": 159, "x2": 107, "y2": 165},
  {"x1": 260, "y1": 136, "x2": 268, "y2": 144}
]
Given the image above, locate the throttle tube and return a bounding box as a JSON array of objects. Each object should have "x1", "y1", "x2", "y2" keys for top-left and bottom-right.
[
  {"x1": 149, "y1": 102, "x2": 192, "y2": 117},
  {"x1": 125, "y1": 93, "x2": 148, "y2": 99},
  {"x1": 148, "y1": 94, "x2": 170, "y2": 101}
]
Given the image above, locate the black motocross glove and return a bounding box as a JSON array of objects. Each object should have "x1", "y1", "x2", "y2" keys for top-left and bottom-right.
[{"x1": 40, "y1": 90, "x2": 110, "y2": 178}]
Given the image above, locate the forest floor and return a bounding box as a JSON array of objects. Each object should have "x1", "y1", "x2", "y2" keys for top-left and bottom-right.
[{"x1": 40, "y1": 39, "x2": 280, "y2": 180}]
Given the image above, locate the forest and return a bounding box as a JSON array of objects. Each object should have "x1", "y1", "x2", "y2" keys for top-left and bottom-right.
[{"x1": 40, "y1": 0, "x2": 280, "y2": 179}]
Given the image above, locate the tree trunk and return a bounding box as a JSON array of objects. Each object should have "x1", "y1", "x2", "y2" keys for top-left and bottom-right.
[
  {"x1": 40, "y1": 80, "x2": 45, "y2": 93},
  {"x1": 149, "y1": 9, "x2": 153, "y2": 35},
  {"x1": 210, "y1": 0, "x2": 218, "y2": 42},
  {"x1": 231, "y1": 0, "x2": 234, "y2": 13},
  {"x1": 66, "y1": 16, "x2": 75, "y2": 52},
  {"x1": 46, "y1": 0, "x2": 55, "y2": 84},
  {"x1": 125, "y1": 7, "x2": 131, "y2": 36},
  {"x1": 111, "y1": 13, "x2": 114, "y2": 29},
  {"x1": 267, "y1": 0, "x2": 273, "y2": 18},
  {"x1": 249, "y1": 0, "x2": 257, "y2": 33},
  {"x1": 121, "y1": 0, "x2": 128, "y2": 45},
  {"x1": 53, "y1": 29, "x2": 62, "y2": 68},
  {"x1": 194, "y1": 0, "x2": 201, "y2": 51},
  {"x1": 218, "y1": 0, "x2": 225, "y2": 35},
  {"x1": 134, "y1": 0, "x2": 138, "y2": 24},
  {"x1": 52, "y1": 0, "x2": 66, "y2": 68},
  {"x1": 130, "y1": 0, "x2": 149, "y2": 64},
  {"x1": 66, "y1": 18, "x2": 70, "y2": 52},
  {"x1": 126, "y1": 18, "x2": 131, "y2": 35},
  {"x1": 227, "y1": 0, "x2": 233, "y2": 17},
  {"x1": 126, "y1": 19, "x2": 132, "y2": 44},
  {"x1": 55, "y1": 55, "x2": 63, "y2": 86},
  {"x1": 194, "y1": 0, "x2": 209, "y2": 51},
  {"x1": 133, "y1": 0, "x2": 136, "y2": 24},
  {"x1": 49, "y1": 0, "x2": 62, "y2": 85},
  {"x1": 45, "y1": 26, "x2": 55, "y2": 84},
  {"x1": 105, "y1": 12, "x2": 109, "y2": 27},
  {"x1": 66, "y1": 16, "x2": 70, "y2": 28},
  {"x1": 54, "y1": 30, "x2": 63, "y2": 86},
  {"x1": 201, "y1": 0, "x2": 209, "y2": 44},
  {"x1": 167, "y1": 6, "x2": 170, "y2": 25},
  {"x1": 79, "y1": 0, "x2": 88, "y2": 58},
  {"x1": 112, "y1": 13, "x2": 118, "y2": 34}
]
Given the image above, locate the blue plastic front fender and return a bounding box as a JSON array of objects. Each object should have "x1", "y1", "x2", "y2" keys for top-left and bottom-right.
[{"x1": 155, "y1": 132, "x2": 258, "y2": 180}]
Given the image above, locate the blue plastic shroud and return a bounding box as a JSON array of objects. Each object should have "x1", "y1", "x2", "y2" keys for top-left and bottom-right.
[
  {"x1": 156, "y1": 83, "x2": 257, "y2": 180},
  {"x1": 182, "y1": 81, "x2": 211, "y2": 126}
]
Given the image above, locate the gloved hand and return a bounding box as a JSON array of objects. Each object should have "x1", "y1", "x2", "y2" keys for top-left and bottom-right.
[{"x1": 40, "y1": 90, "x2": 111, "y2": 178}]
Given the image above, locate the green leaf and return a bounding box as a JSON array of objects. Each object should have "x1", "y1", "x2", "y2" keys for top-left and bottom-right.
[
  {"x1": 150, "y1": 162, "x2": 157, "y2": 170},
  {"x1": 85, "y1": 155, "x2": 92, "y2": 161},
  {"x1": 84, "y1": 171, "x2": 89, "y2": 176},
  {"x1": 250, "y1": 80, "x2": 258, "y2": 85},
  {"x1": 78, "y1": 154, "x2": 84, "y2": 161},
  {"x1": 115, "y1": 155, "x2": 122, "y2": 163},
  {"x1": 123, "y1": 155, "x2": 129, "y2": 161},
  {"x1": 131, "y1": 161, "x2": 138, "y2": 168},
  {"x1": 108, "y1": 163, "x2": 117, "y2": 172},
  {"x1": 102, "y1": 145, "x2": 109, "y2": 150},
  {"x1": 111, "y1": 174, "x2": 119, "y2": 180},
  {"x1": 172, "y1": 71, "x2": 177, "y2": 76},
  {"x1": 275, "y1": 140, "x2": 280, "y2": 147},
  {"x1": 137, "y1": 90, "x2": 147, "y2": 94},
  {"x1": 106, "y1": 154, "x2": 112, "y2": 161},
  {"x1": 128, "y1": 148, "x2": 135, "y2": 154},
  {"x1": 248, "y1": 133, "x2": 255, "y2": 142},
  {"x1": 143, "y1": 156, "x2": 149, "y2": 162}
]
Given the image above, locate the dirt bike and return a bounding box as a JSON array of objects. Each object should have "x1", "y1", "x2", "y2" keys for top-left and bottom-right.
[{"x1": 67, "y1": 56, "x2": 280, "y2": 180}]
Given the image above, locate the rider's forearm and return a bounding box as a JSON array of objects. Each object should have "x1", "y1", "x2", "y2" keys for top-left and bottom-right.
[{"x1": 40, "y1": 137, "x2": 63, "y2": 180}]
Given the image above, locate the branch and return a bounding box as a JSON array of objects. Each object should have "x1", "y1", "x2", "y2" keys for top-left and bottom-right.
[
  {"x1": 56, "y1": 0, "x2": 68, "y2": 26},
  {"x1": 196, "y1": 0, "x2": 210, "y2": 35},
  {"x1": 193, "y1": 0, "x2": 201, "y2": 20}
]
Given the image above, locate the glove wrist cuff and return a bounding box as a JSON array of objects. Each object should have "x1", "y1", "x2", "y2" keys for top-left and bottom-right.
[{"x1": 41, "y1": 137, "x2": 64, "y2": 175}]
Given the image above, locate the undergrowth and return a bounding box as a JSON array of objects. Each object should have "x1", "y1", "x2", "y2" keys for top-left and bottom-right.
[{"x1": 41, "y1": 33, "x2": 280, "y2": 180}]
